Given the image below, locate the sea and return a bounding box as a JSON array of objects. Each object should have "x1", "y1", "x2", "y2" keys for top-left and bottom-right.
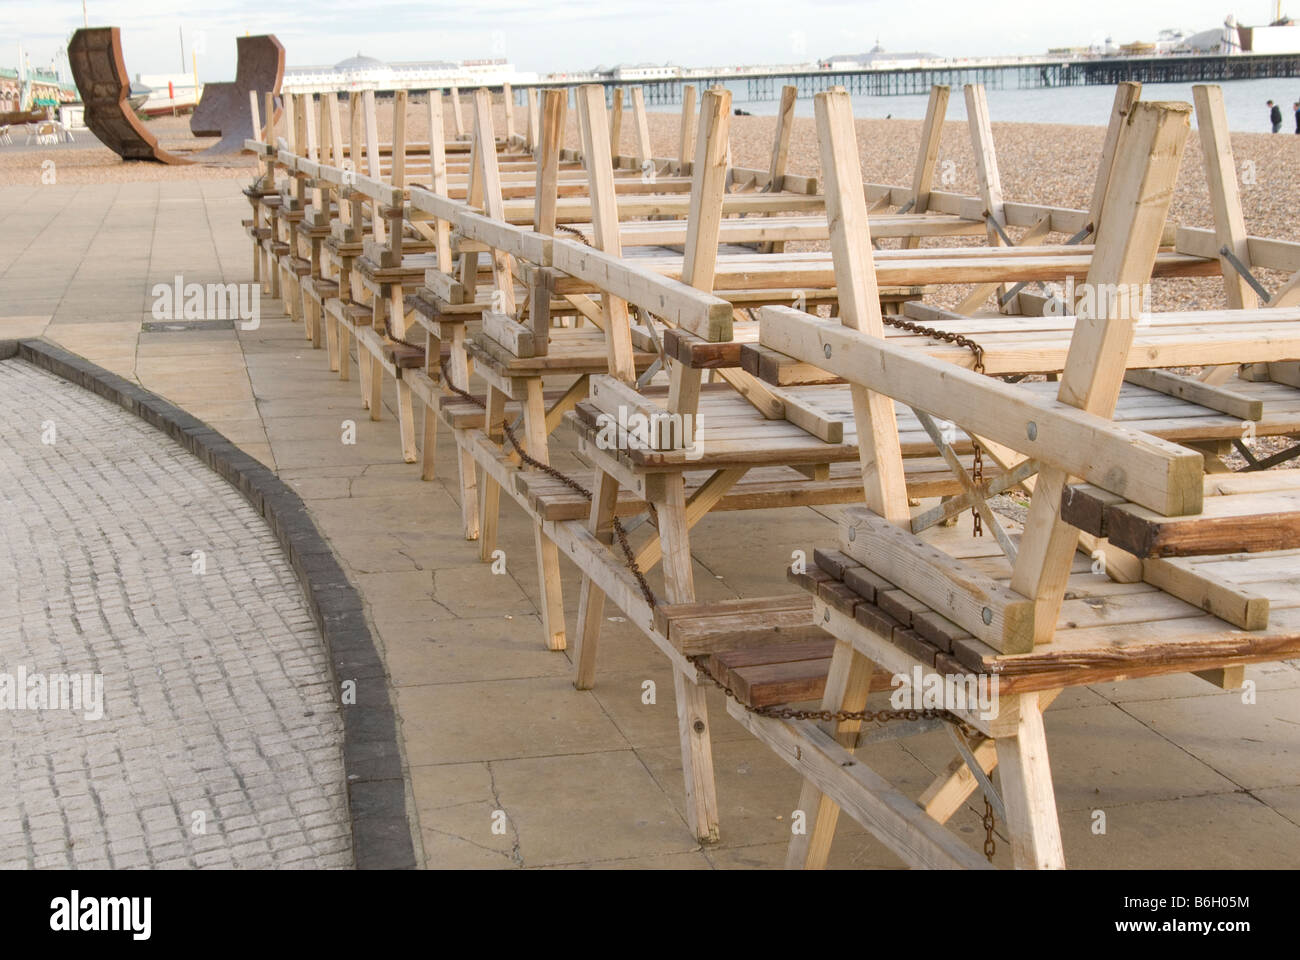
[{"x1": 654, "y1": 77, "x2": 1300, "y2": 133}]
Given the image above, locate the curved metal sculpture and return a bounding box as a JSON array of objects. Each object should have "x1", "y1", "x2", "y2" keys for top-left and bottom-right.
[
  {"x1": 191, "y1": 34, "x2": 285, "y2": 155},
  {"x1": 67, "y1": 26, "x2": 192, "y2": 164}
]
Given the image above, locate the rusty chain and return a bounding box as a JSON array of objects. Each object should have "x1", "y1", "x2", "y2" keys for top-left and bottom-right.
[
  {"x1": 554, "y1": 223, "x2": 592, "y2": 246},
  {"x1": 881, "y1": 314, "x2": 988, "y2": 536},
  {"x1": 983, "y1": 797, "x2": 997, "y2": 861},
  {"x1": 690, "y1": 652, "x2": 996, "y2": 861}
]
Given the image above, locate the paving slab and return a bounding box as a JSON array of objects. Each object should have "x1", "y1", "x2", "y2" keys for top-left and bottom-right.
[{"x1": 3, "y1": 180, "x2": 1298, "y2": 870}]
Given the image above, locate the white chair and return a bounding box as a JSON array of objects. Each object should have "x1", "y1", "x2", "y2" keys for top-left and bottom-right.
[{"x1": 0, "y1": 125, "x2": 12, "y2": 146}]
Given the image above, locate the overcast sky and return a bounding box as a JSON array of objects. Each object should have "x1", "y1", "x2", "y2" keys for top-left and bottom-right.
[{"x1": 2, "y1": 0, "x2": 1279, "y2": 80}]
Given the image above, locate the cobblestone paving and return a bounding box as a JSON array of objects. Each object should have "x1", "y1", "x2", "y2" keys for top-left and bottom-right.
[{"x1": 0, "y1": 360, "x2": 350, "y2": 869}]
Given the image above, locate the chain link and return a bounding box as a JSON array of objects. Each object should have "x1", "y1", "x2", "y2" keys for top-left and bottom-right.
[
  {"x1": 881, "y1": 314, "x2": 987, "y2": 537},
  {"x1": 555, "y1": 223, "x2": 592, "y2": 246},
  {"x1": 983, "y1": 796, "x2": 997, "y2": 861},
  {"x1": 690, "y1": 652, "x2": 996, "y2": 861}
]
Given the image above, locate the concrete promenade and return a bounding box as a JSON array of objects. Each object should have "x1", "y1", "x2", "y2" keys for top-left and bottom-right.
[{"x1": 2, "y1": 180, "x2": 1298, "y2": 868}]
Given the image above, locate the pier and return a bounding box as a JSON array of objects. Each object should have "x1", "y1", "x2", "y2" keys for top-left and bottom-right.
[{"x1": 516, "y1": 52, "x2": 1300, "y2": 104}]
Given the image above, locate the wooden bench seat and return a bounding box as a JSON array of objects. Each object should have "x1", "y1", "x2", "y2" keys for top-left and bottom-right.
[
  {"x1": 357, "y1": 253, "x2": 444, "y2": 284},
  {"x1": 468, "y1": 327, "x2": 658, "y2": 377},
  {"x1": 383, "y1": 342, "x2": 427, "y2": 369},
  {"x1": 1061, "y1": 468, "x2": 1300, "y2": 558},
  {"x1": 280, "y1": 255, "x2": 311, "y2": 277},
  {"x1": 708, "y1": 640, "x2": 900, "y2": 708},
  {"x1": 517, "y1": 454, "x2": 1001, "y2": 521},
  {"x1": 793, "y1": 514, "x2": 1300, "y2": 696},
  {"x1": 654, "y1": 594, "x2": 828, "y2": 655},
  {"x1": 302, "y1": 277, "x2": 339, "y2": 301},
  {"x1": 325, "y1": 300, "x2": 373, "y2": 329},
  {"x1": 437, "y1": 388, "x2": 579, "y2": 430}
]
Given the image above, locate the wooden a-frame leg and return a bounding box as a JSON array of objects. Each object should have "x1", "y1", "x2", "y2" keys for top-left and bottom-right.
[
  {"x1": 447, "y1": 325, "x2": 479, "y2": 539},
  {"x1": 995, "y1": 691, "x2": 1065, "y2": 869},
  {"x1": 478, "y1": 385, "x2": 507, "y2": 562},
  {"x1": 368, "y1": 300, "x2": 384, "y2": 420},
  {"x1": 573, "y1": 470, "x2": 620, "y2": 689},
  {"x1": 304, "y1": 294, "x2": 318, "y2": 346},
  {"x1": 524, "y1": 378, "x2": 566, "y2": 650},
  {"x1": 337, "y1": 320, "x2": 351, "y2": 381},
  {"x1": 270, "y1": 252, "x2": 282, "y2": 299},
  {"x1": 919, "y1": 687, "x2": 1062, "y2": 824},
  {"x1": 420, "y1": 396, "x2": 438, "y2": 480},
  {"x1": 325, "y1": 309, "x2": 339, "y2": 368},
  {"x1": 658, "y1": 473, "x2": 720, "y2": 844},
  {"x1": 785, "y1": 640, "x2": 877, "y2": 869},
  {"x1": 357, "y1": 335, "x2": 372, "y2": 408},
  {"x1": 396, "y1": 377, "x2": 417, "y2": 463}
]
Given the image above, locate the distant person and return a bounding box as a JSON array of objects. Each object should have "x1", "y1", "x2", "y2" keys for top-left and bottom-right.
[
  {"x1": 1269, "y1": 100, "x2": 1283, "y2": 132},
  {"x1": 1293, "y1": 101, "x2": 1299, "y2": 133}
]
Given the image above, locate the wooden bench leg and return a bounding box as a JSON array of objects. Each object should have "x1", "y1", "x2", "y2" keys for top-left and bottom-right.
[
  {"x1": 269, "y1": 250, "x2": 282, "y2": 299},
  {"x1": 919, "y1": 688, "x2": 1061, "y2": 825},
  {"x1": 448, "y1": 328, "x2": 479, "y2": 539},
  {"x1": 325, "y1": 306, "x2": 340, "y2": 371},
  {"x1": 251, "y1": 239, "x2": 261, "y2": 283},
  {"x1": 574, "y1": 470, "x2": 620, "y2": 688},
  {"x1": 420, "y1": 398, "x2": 438, "y2": 480},
  {"x1": 368, "y1": 351, "x2": 383, "y2": 421},
  {"x1": 356, "y1": 332, "x2": 370, "y2": 402},
  {"x1": 303, "y1": 290, "x2": 317, "y2": 343},
  {"x1": 338, "y1": 321, "x2": 351, "y2": 381},
  {"x1": 523, "y1": 379, "x2": 566, "y2": 651},
  {"x1": 785, "y1": 641, "x2": 877, "y2": 868},
  {"x1": 478, "y1": 386, "x2": 507, "y2": 562},
  {"x1": 658, "y1": 474, "x2": 720, "y2": 843},
  {"x1": 994, "y1": 692, "x2": 1065, "y2": 869},
  {"x1": 419, "y1": 334, "x2": 441, "y2": 481},
  {"x1": 456, "y1": 429, "x2": 480, "y2": 540},
  {"x1": 396, "y1": 378, "x2": 417, "y2": 463}
]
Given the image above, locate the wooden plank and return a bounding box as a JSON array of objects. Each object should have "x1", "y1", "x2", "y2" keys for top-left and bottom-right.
[
  {"x1": 608, "y1": 87, "x2": 623, "y2": 153},
  {"x1": 1010, "y1": 100, "x2": 1193, "y2": 645},
  {"x1": 551, "y1": 237, "x2": 731, "y2": 341},
  {"x1": 757, "y1": 308, "x2": 1203, "y2": 516},
  {"x1": 964, "y1": 83, "x2": 1008, "y2": 302},
  {"x1": 575, "y1": 84, "x2": 635, "y2": 382},
  {"x1": 681, "y1": 86, "x2": 732, "y2": 292},
  {"x1": 840, "y1": 509, "x2": 1035, "y2": 652},
  {"x1": 1099, "y1": 492, "x2": 1300, "y2": 558},
  {"x1": 905, "y1": 84, "x2": 949, "y2": 249},
  {"x1": 728, "y1": 706, "x2": 993, "y2": 870},
  {"x1": 588, "y1": 374, "x2": 691, "y2": 449},
  {"x1": 678, "y1": 85, "x2": 696, "y2": 166},
  {"x1": 471, "y1": 88, "x2": 516, "y2": 316},
  {"x1": 630, "y1": 86, "x2": 652, "y2": 168},
  {"x1": 814, "y1": 88, "x2": 910, "y2": 526},
  {"x1": 1123, "y1": 368, "x2": 1262, "y2": 421},
  {"x1": 449, "y1": 86, "x2": 464, "y2": 138},
  {"x1": 1142, "y1": 556, "x2": 1270, "y2": 630},
  {"x1": 1085, "y1": 81, "x2": 1142, "y2": 243},
  {"x1": 1193, "y1": 84, "x2": 1258, "y2": 311},
  {"x1": 481, "y1": 309, "x2": 535, "y2": 357}
]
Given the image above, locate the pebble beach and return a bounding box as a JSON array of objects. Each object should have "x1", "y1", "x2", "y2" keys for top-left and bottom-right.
[{"x1": 10, "y1": 97, "x2": 1297, "y2": 314}]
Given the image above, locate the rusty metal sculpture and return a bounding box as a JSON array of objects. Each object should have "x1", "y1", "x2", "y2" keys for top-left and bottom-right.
[
  {"x1": 191, "y1": 34, "x2": 285, "y2": 155},
  {"x1": 67, "y1": 26, "x2": 192, "y2": 164}
]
